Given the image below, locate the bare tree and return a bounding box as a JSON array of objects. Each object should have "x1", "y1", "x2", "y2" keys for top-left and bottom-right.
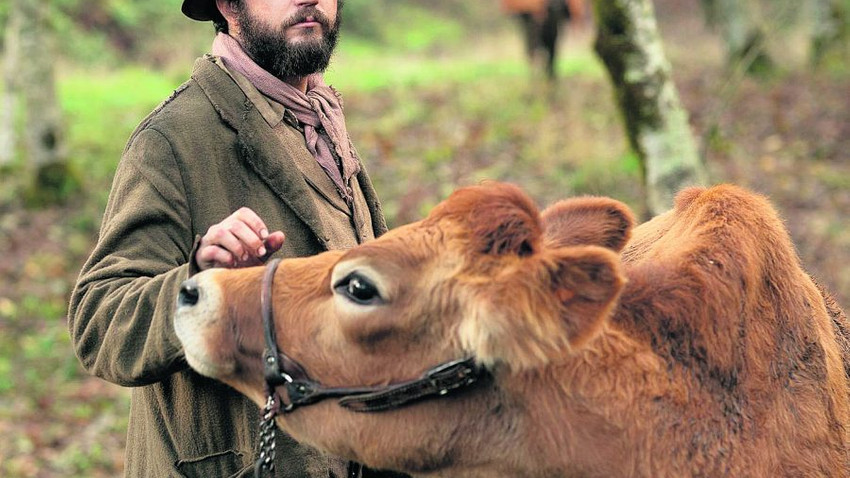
[
  {"x1": 2, "y1": 0, "x2": 74, "y2": 204},
  {"x1": 592, "y1": 0, "x2": 708, "y2": 217},
  {"x1": 0, "y1": 4, "x2": 18, "y2": 168}
]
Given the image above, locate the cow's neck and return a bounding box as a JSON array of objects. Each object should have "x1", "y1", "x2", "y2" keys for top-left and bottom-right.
[{"x1": 490, "y1": 327, "x2": 666, "y2": 477}]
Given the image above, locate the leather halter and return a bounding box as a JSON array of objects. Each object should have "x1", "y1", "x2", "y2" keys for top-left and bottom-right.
[{"x1": 260, "y1": 258, "x2": 490, "y2": 414}]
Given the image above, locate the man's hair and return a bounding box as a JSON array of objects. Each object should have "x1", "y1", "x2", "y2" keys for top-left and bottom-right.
[{"x1": 212, "y1": 0, "x2": 241, "y2": 33}]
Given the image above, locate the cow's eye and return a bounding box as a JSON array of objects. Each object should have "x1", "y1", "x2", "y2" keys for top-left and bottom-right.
[{"x1": 334, "y1": 272, "x2": 382, "y2": 305}]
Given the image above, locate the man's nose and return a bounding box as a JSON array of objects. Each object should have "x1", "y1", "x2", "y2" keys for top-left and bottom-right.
[{"x1": 178, "y1": 279, "x2": 201, "y2": 307}]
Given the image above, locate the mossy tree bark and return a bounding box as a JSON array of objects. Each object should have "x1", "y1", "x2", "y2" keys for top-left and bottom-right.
[
  {"x1": 811, "y1": 0, "x2": 850, "y2": 68},
  {"x1": 592, "y1": 0, "x2": 707, "y2": 216},
  {"x1": 0, "y1": 5, "x2": 18, "y2": 169},
  {"x1": 3, "y1": 0, "x2": 76, "y2": 205}
]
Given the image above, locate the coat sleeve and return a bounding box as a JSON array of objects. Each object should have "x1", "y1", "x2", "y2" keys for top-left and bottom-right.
[{"x1": 68, "y1": 127, "x2": 195, "y2": 387}]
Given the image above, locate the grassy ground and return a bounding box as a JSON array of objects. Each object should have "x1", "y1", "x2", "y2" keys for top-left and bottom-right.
[{"x1": 0, "y1": 2, "x2": 847, "y2": 476}]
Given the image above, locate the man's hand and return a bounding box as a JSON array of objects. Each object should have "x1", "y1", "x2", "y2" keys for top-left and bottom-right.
[{"x1": 196, "y1": 207, "x2": 285, "y2": 270}]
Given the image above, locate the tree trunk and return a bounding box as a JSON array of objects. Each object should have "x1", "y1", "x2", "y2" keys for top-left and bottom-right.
[
  {"x1": 3, "y1": 0, "x2": 75, "y2": 205},
  {"x1": 811, "y1": 0, "x2": 850, "y2": 68},
  {"x1": 592, "y1": 0, "x2": 707, "y2": 217},
  {"x1": 16, "y1": 0, "x2": 64, "y2": 170},
  {"x1": 701, "y1": 0, "x2": 774, "y2": 76},
  {"x1": 0, "y1": 5, "x2": 19, "y2": 168}
]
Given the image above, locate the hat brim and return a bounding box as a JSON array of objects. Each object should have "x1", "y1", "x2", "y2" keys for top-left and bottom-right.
[{"x1": 182, "y1": 0, "x2": 220, "y2": 21}]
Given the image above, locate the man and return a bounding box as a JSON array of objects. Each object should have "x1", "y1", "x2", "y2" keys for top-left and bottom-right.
[{"x1": 68, "y1": 0, "x2": 406, "y2": 476}]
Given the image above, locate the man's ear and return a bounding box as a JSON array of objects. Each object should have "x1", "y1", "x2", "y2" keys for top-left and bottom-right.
[
  {"x1": 215, "y1": 0, "x2": 238, "y2": 24},
  {"x1": 458, "y1": 246, "x2": 625, "y2": 370},
  {"x1": 541, "y1": 197, "x2": 635, "y2": 252}
]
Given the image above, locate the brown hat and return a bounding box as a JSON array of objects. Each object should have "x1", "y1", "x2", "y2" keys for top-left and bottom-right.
[{"x1": 182, "y1": 0, "x2": 221, "y2": 22}]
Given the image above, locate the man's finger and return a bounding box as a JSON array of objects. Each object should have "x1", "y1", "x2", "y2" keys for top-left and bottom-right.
[
  {"x1": 255, "y1": 231, "x2": 285, "y2": 262},
  {"x1": 264, "y1": 231, "x2": 286, "y2": 254},
  {"x1": 233, "y1": 207, "x2": 269, "y2": 240},
  {"x1": 197, "y1": 245, "x2": 235, "y2": 269},
  {"x1": 206, "y1": 227, "x2": 247, "y2": 262},
  {"x1": 229, "y1": 220, "x2": 266, "y2": 259}
]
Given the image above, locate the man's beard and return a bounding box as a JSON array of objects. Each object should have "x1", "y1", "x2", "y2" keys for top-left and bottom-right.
[{"x1": 237, "y1": 6, "x2": 341, "y2": 81}]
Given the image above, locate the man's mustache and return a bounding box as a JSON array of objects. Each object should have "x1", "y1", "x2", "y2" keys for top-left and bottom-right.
[{"x1": 284, "y1": 8, "x2": 333, "y2": 30}]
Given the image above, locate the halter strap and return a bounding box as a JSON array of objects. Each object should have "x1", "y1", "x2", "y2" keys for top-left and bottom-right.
[{"x1": 259, "y1": 259, "x2": 490, "y2": 414}]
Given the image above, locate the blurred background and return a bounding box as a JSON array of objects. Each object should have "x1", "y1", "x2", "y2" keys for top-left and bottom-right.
[{"x1": 0, "y1": 0, "x2": 847, "y2": 475}]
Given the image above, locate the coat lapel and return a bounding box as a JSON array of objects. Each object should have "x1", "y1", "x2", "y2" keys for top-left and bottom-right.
[
  {"x1": 286, "y1": 136, "x2": 351, "y2": 215},
  {"x1": 192, "y1": 56, "x2": 332, "y2": 248}
]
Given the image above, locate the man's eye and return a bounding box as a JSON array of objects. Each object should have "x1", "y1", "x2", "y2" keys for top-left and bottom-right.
[{"x1": 334, "y1": 273, "x2": 382, "y2": 305}]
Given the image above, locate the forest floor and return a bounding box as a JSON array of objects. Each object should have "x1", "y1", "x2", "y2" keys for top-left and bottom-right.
[{"x1": 0, "y1": 3, "x2": 847, "y2": 476}]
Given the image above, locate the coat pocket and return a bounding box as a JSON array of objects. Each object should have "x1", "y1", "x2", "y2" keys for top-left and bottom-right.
[{"x1": 175, "y1": 449, "x2": 252, "y2": 478}]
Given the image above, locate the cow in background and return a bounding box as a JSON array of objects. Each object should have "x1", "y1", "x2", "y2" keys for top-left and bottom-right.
[{"x1": 501, "y1": 0, "x2": 587, "y2": 80}]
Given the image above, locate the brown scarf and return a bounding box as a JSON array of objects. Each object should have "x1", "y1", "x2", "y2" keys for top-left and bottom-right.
[{"x1": 212, "y1": 33, "x2": 360, "y2": 198}]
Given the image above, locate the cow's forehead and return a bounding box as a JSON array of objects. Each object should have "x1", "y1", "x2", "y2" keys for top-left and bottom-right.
[{"x1": 341, "y1": 220, "x2": 463, "y2": 264}]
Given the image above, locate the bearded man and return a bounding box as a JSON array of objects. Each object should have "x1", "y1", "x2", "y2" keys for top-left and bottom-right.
[{"x1": 69, "y1": 1, "x2": 405, "y2": 476}]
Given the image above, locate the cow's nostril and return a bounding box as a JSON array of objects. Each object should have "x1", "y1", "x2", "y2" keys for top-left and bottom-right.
[{"x1": 178, "y1": 279, "x2": 201, "y2": 307}]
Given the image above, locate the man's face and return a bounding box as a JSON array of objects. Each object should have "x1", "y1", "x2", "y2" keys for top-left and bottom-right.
[{"x1": 233, "y1": 0, "x2": 341, "y2": 80}]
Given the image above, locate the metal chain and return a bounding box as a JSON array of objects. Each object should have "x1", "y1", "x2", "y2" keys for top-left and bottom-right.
[{"x1": 254, "y1": 395, "x2": 278, "y2": 478}]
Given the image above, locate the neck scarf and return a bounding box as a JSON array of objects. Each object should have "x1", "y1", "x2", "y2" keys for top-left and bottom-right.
[{"x1": 212, "y1": 33, "x2": 360, "y2": 198}]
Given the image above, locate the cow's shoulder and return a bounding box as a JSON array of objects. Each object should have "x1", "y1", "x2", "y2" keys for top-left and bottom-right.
[{"x1": 617, "y1": 185, "x2": 840, "y2": 395}]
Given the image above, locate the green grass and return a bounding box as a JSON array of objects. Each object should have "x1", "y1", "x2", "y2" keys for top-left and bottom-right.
[
  {"x1": 59, "y1": 68, "x2": 181, "y2": 185},
  {"x1": 334, "y1": 48, "x2": 639, "y2": 227},
  {"x1": 330, "y1": 35, "x2": 603, "y2": 92}
]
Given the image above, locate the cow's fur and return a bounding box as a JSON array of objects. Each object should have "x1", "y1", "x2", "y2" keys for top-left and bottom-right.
[{"x1": 175, "y1": 182, "x2": 849, "y2": 477}]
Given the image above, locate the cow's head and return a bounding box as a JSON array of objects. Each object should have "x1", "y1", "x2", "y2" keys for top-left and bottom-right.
[{"x1": 174, "y1": 182, "x2": 631, "y2": 473}]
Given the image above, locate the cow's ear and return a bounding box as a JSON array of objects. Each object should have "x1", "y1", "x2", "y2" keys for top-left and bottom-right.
[
  {"x1": 541, "y1": 197, "x2": 635, "y2": 252},
  {"x1": 429, "y1": 182, "x2": 542, "y2": 257},
  {"x1": 550, "y1": 246, "x2": 625, "y2": 349},
  {"x1": 459, "y1": 246, "x2": 624, "y2": 370}
]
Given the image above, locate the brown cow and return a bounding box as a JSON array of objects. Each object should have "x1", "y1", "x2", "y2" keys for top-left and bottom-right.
[
  {"x1": 174, "y1": 182, "x2": 850, "y2": 477},
  {"x1": 501, "y1": 0, "x2": 586, "y2": 80}
]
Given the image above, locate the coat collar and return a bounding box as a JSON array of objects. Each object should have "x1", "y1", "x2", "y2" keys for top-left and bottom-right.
[
  {"x1": 212, "y1": 56, "x2": 353, "y2": 214},
  {"x1": 191, "y1": 56, "x2": 334, "y2": 248}
]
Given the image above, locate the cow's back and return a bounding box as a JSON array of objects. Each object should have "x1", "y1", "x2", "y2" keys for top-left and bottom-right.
[{"x1": 618, "y1": 185, "x2": 850, "y2": 474}]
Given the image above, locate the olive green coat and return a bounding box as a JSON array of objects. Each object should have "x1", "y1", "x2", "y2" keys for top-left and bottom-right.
[{"x1": 69, "y1": 56, "x2": 394, "y2": 477}]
